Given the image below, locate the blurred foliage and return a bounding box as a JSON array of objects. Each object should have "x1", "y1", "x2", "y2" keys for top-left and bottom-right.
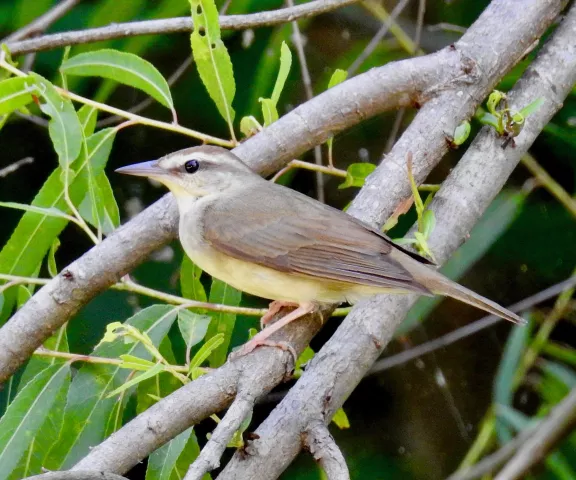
[{"x1": 0, "y1": 0, "x2": 575, "y2": 479}]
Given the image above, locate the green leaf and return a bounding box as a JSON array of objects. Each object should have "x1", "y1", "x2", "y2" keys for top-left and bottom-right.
[
  {"x1": 169, "y1": 430, "x2": 206, "y2": 480},
  {"x1": 79, "y1": 172, "x2": 120, "y2": 235},
  {"x1": 331, "y1": 408, "x2": 350, "y2": 429},
  {"x1": 270, "y1": 41, "x2": 292, "y2": 105},
  {"x1": 0, "y1": 364, "x2": 70, "y2": 479},
  {"x1": 205, "y1": 280, "x2": 242, "y2": 367},
  {"x1": 16, "y1": 285, "x2": 31, "y2": 309},
  {"x1": 259, "y1": 97, "x2": 278, "y2": 126},
  {"x1": 119, "y1": 354, "x2": 156, "y2": 371},
  {"x1": 47, "y1": 238, "x2": 60, "y2": 277},
  {"x1": 77, "y1": 105, "x2": 98, "y2": 137},
  {"x1": 494, "y1": 321, "x2": 531, "y2": 443},
  {"x1": 338, "y1": 163, "x2": 376, "y2": 189},
  {"x1": 239, "y1": 116, "x2": 261, "y2": 138},
  {"x1": 107, "y1": 363, "x2": 165, "y2": 398},
  {"x1": 453, "y1": 120, "x2": 471, "y2": 146},
  {"x1": 519, "y1": 97, "x2": 544, "y2": 118},
  {"x1": 61, "y1": 50, "x2": 174, "y2": 111},
  {"x1": 181, "y1": 256, "x2": 207, "y2": 304},
  {"x1": 189, "y1": 0, "x2": 236, "y2": 129},
  {"x1": 147, "y1": 427, "x2": 193, "y2": 480},
  {"x1": 0, "y1": 202, "x2": 72, "y2": 221},
  {"x1": 189, "y1": 333, "x2": 225, "y2": 375},
  {"x1": 328, "y1": 68, "x2": 348, "y2": 89},
  {"x1": 46, "y1": 305, "x2": 178, "y2": 469},
  {"x1": 30, "y1": 73, "x2": 82, "y2": 169},
  {"x1": 0, "y1": 76, "x2": 35, "y2": 115},
  {"x1": 178, "y1": 310, "x2": 211, "y2": 349}
]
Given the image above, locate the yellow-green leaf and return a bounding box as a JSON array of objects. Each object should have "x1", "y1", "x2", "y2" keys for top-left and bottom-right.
[
  {"x1": 60, "y1": 50, "x2": 174, "y2": 111},
  {"x1": 338, "y1": 163, "x2": 376, "y2": 189},
  {"x1": 270, "y1": 41, "x2": 292, "y2": 105},
  {"x1": 0, "y1": 76, "x2": 35, "y2": 115}
]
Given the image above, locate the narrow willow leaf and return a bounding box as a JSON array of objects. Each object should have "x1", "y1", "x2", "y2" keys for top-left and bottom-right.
[
  {"x1": 0, "y1": 127, "x2": 116, "y2": 323},
  {"x1": 326, "y1": 69, "x2": 347, "y2": 152},
  {"x1": 338, "y1": 163, "x2": 376, "y2": 189},
  {"x1": 77, "y1": 105, "x2": 98, "y2": 137},
  {"x1": 169, "y1": 430, "x2": 205, "y2": 480},
  {"x1": 270, "y1": 41, "x2": 292, "y2": 105},
  {"x1": 0, "y1": 364, "x2": 70, "y2": 479},
  {"x1": 30, "y1": 73, "x2": 82, "y2": 169},
  {"x1": 107, "y1": 363, "x2": 165, "y2": 398},
  {"x1": 180, "y1": 256, "x2": 207, "y2": 304},
  {"x1": 205, "y1": 280, "x2": 241, "y2": 367},
  {"x1": 331, "y1": 408, "x2": 350, "y2": 429},
  {"x1": 61, "y1": 50, "x2": 174, "y2": 111},
  {"x1": 79, "y1": 172, "x2": 120, "y2": 235},
  {"x1": 0, "y1": 202, "x2": 72, "y2": 221},
  {"x1": 239, "y1": 115, "x2": 261, "y2": 138},
  {"x1": 178, "y1": 310, "x2": 211, "y2": 349},
  {"x1": 6, "y1": 362, "x2": 69, "y2": 479},
  {"x1": 46, "y1": 305, "x2": 177, "y2": 469},
  {"x1": 259, "y1": 97, "x2": 278, "y2": 126},
  {"x1": 47, "y1": 238, "x2": 60, "y2": 277},
  {"x1": 16, "y1": 285, "x2": 31, "y2": 309},
  {"x1": 119, "y1": 354, "x2": 156, "y2": 371},
  {"x1": 494, "y1": 321, "x2": 531, "y2": 443},
  {"x1": 190, "y1": 333, "x2": 224, "y2": 373},
  {"x1": 146, "y1": 427, "x2": 192, "y2": 480},
  {"x1": 189, "y1": 0, "x2": 236, "y2": 130},
  {"x1": 0, "y1": 76, "x2": 35, "y2": 115},
  {"x1": 327, "y1": 68, "x2": 348, "y2": 90}
]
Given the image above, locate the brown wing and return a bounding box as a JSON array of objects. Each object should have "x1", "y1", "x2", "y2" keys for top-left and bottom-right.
[{"x1": 202, "y1": 180, "x2": 431, "y2": 294}]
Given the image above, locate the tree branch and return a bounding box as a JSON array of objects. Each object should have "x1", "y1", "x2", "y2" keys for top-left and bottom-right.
[
  {"x1": 303, "y1": 420, "x2": 350, "y2": 480},
  {"x1": 0, "y1": 44, "x2": 461, "y2": 383},
  {"x1": 218, "y1": 2, "x2": 575, "y2": 477},
  {"x1": 184, "y1": 389, "x2": 255, "y2": 479},
  {"x1": 2, "y1": 0, "x2": 81, "y2": 43},
  {"x1": 6, "y1": 0, "x2": 360, "y2": 55},
  {"x1": 494, "y1": 387, "x2": 576, "y2": 480},
  {"x1": 25, "y1": 472, "x2": 128, "y2": 480}
]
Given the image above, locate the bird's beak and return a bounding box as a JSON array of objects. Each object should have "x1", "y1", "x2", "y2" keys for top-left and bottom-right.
[{"x1": 115, "y1": 160, "x2": 167, "y2": 178}]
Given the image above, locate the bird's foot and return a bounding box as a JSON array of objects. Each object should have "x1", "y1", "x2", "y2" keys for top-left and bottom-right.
[
  {"x1": 260, "y1": 300, "x2": 299, "y2": 328},
  {"x1": 231, "y1": 340, "x2": 297, "y2": 365}
]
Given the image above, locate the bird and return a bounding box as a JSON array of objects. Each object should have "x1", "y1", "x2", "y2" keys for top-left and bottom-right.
[{"x1": 116, "y1": 146, "x2": 524, "y2": 357}]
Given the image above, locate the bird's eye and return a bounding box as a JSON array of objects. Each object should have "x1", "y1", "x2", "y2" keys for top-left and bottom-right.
[{"x1": 184, "y1": 159, "x2": 200, "y2": 174}]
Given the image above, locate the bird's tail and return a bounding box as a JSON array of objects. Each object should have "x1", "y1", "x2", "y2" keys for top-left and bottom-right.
[{"x1": 411, "y1": 264, "x2": 525, "y2": 325}]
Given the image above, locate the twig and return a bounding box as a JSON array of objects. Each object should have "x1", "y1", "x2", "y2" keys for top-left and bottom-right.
[
  {"x1": 23, "y1": 472, "x2": 128, "y2": 480},
  {"x1": 6, "y1": 0, "x2": 361, "y2": 55},
  {"x1": 304, "y1": 420, "x2": 350, "y2": 480},
  {"x1": 348, "y1": 0, "x2": 412, "y2": 75},
  {"x1": 2, "y1": 0, "x2": 81, "y2": 43},
  {"x1": 286, "y1": 0, "x2": 325, "y2": 202},
  {"x1": 184, "y1": 390, "x2": 256, "y2": 479},
  {"x1": 369, "y1": 275, "x2": 576, "y2": 374},
  {"x1": 446, "y1": 422, "x2": 539, "y2": 480},
  {"x1": 521, "y1": 152, "x2": 576, "y2": 218},
  {"x1": 0, "y1": 157, "x2": 33, "y2": 178},
  {"x1": 271, "y1": 160, "x2": 347, "y2": 182},
  {"x1": 493, "y1": 387, "x2": 576, "y2": 480}
]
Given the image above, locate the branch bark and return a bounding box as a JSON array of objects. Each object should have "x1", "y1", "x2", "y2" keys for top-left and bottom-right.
[
  {"x1": 6, "y1": 0, "x2": 359, "y2": 55},
  {"x1": 218, "y1": 2, "x2": 576, "y2": 478},
  {"x1": 304, "y1": 420, "x2": 350, "y2": 480}
]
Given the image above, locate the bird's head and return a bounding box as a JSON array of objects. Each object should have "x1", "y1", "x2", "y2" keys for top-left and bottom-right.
[{"x1": 116, "y1": 146, "x2": 255, "y2": 199}]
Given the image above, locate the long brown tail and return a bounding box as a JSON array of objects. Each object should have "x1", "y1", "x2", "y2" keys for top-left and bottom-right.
[{"x1": 408, "y1": 261, "x2": 525, "y2": 325}]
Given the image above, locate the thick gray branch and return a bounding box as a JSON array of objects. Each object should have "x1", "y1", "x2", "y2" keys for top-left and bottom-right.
[
  {"x1": 6, "y1": 0, "x2": 359, "y2": 55},
  {"x1": 304, "y1": 420, "x2": 350, "y2": 480},
  {"x1": 25, "y1": 472, "x2": 128, "y2": 480},
  {"x1": 0, "y1": 45, "x2": 461, "y2": 383},
  {"x1": 218, "y1": 2, "x2": 576, "y2": 478}
]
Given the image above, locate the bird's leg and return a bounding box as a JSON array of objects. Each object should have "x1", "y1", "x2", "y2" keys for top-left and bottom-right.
[
  {"x1": 232, "y1": 302, "x2": 316, "y2": 359},
  {"x1": 260, "y1": 300, "x2": 300, "y2": 328}
]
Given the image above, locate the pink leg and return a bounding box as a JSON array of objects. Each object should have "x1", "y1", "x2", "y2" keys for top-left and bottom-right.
[
  {"x1": 260, "y1": 300, "x2": 300, "y2": 327},
  {"x1": 234, "y1": 302, "x2": 316, "y2": 358}
]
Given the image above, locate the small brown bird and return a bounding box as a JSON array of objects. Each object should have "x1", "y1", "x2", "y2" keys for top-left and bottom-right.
[{"x1": 117, "y1": 146, "x2": 524, "y2": 356}]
